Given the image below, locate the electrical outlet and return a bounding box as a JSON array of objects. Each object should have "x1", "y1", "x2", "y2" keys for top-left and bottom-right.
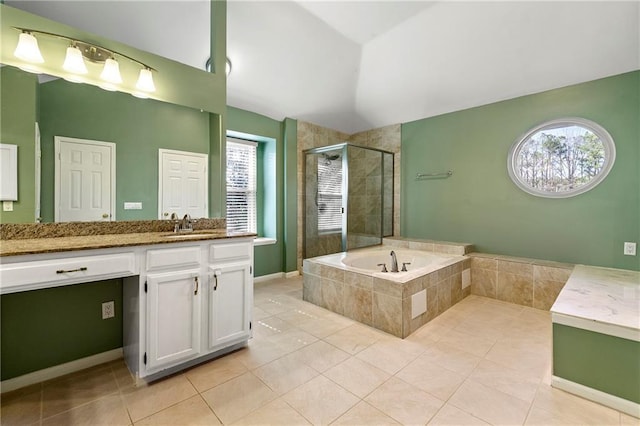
[
  {"x1": 3, "y1": 201, "x2": 13, "y2": 211},
  {"x1": 102, "y1": 301, "x2": 115, "y2": 319},
  {"x1": 623, "y1": 242, "x2": 636, "y2": 256}
]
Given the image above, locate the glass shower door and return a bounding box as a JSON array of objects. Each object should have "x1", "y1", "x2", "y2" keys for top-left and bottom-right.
[
  {"x1": 346, "y1": 145, "x2": 384, "y2": 251},
  {"x1": 304, "y1": 147, "x2": 344, "y2": 259}
]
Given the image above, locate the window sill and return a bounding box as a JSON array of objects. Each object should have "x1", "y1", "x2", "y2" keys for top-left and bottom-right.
[{"x1": 254, "y1": 237, "x2": 277, "y2": 246}]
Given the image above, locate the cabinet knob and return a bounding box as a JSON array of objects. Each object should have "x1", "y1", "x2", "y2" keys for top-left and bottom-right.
[
  {"x1": 102, "y1": 213, "x2": 109, "y2": 219},
  {"x1": 163, "y1": 212, "x2": 169, "y2": 217}
]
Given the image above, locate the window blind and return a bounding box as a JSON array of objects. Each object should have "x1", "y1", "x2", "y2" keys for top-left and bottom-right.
[
  {"x1": 317, "y1": 160, "x2": 342, "y2": 232},
  {"x1": 226, "y1": 139, "x2": 257, "y2": 233}
]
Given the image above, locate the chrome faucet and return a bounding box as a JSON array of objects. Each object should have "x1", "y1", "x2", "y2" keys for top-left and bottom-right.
[
  {"x1": 390, "y1": 250, "x2": 399, "y2": 273},
  {"x1": 179, "y1": 214, "x2": 193, "y2": 232}
]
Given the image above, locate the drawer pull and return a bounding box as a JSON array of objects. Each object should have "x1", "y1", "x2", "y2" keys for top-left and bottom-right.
[{"x1": 56, "y1": 267, "x2": 88, "y2": 274}]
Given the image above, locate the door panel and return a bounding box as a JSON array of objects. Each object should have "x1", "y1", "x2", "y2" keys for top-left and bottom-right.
[
  {"x1": 146, "y1": 269, "x2": 201, "y2": 370},
  {"x1": 159, "y1": 150, "x2": 207, "y2": 219},
  {"x1": 208, "y1": 263, "x2": 250, "y2": 349},
  {"x1": 56, "y1": 137, "x2": 114, "y2": 222}
]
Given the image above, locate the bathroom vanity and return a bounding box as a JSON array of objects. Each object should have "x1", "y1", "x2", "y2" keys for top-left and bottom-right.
[
  {"x1": 551, "y1": 265, "x2": 640, "y2": 417},
  {"x1": 0, "y1": 228, "x2": 255, "y2": 387}
]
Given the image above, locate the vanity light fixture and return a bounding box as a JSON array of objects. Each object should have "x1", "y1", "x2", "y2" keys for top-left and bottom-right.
[
  {"x1": 135, "y1": 67, "x2": 156, "y2": 92},
  {"x1": 12, "y1": 27, "x2": 157, "y2": 95},
  {"x1": 13, "y1": 31, "x2": 45, "y2": 69},
  {"x1": 62, "y1": 44, "x2": 88, "y2": 75}
]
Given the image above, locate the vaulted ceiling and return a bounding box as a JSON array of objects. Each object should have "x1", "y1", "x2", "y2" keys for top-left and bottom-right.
[{"x1": 8, "y1": 1, "x2": 640, "y2": 134}]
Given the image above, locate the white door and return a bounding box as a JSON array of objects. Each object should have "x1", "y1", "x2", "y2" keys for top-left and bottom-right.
[
  {"x1": 158, "y1": 149, "x2": 208, "y2": 220},
  {"x1": 208, "y1": 263, "x2": 251, "y2": 350},
  {"x1": 55, "y1": 136, "x2": 115, "y2": 222},
  {"x1": 146, "y1": 269, "x2": 201, "y2": 370}
]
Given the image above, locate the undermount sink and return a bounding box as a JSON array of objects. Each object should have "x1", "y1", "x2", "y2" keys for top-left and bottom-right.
[{"x1": 163, "y1": 232, "x2": 216, "y2": 239}]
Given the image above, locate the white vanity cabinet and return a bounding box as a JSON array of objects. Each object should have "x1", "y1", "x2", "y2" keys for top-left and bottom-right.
[
  {"x1": 208, "y1": 240, "x2": 253, "y2": 350},
  {"x1": 0, "y1": 234, "x2": 254, "y2": 387},
  {"x1": 126, "y1": 237, "x2": 254, "y2": 380}
]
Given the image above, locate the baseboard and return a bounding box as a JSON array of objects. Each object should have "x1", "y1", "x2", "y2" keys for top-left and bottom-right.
[
  {"x1": 1, "y1": 348, "x2": 123, "y2": 394},
  {"x1": 551, "y1": 375, "x2": 640, "y2": 418},
  {"x1": 254, "y1": 271, "x2": 301, "y2": 283},
  {"x1": 254, "y1": 272, "x2": 285, "y2": 283}
]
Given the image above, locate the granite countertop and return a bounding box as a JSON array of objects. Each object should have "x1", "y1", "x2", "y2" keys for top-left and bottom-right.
[
  {"x1": 0, "y1": 230, "x2": 256, "y2": 257},
  {"x1": 551, "y1": 264, "x2": 640, "y2": 333}
]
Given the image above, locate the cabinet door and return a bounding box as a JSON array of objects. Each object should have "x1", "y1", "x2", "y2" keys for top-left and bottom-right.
[
  {"x1": 208, "y1": 264, "x2": 251, "y2": 349},
  {"x1": 146, "y1": 269, "x2": 201, "y2": 370}
]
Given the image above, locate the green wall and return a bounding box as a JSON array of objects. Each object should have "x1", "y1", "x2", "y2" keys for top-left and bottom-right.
[
  {"x1": 0, "y1": 67, "x2": 37, "y2": 223},
  {"x1": 1, "y1": 279, "x2": 123, "y2": 380},
  {"x1": 283, "y1": 118, "x2": 298, "y2": 273},
  {"x1": 402, "y1": 71, "x2": 640, "y2": 271},
  {"x1": 553, "y1": 323, "x2": 640, "y2": 403},
  {"x1": 38, "y1": 77, "x2": 210, "y2": 222},
  {"x1": 227, "y1": 107, "x2": 287, "y2": 277}
]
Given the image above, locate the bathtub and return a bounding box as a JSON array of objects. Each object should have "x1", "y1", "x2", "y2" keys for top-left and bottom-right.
[
  {"x1": 303, "y1": 245, "x2": 472, "y2": 338},
  {"x1": 312, "y1": 247, "x2": 465, "y2": 283},
  {"x1": 341, "y1": 249, "x2": 454, "y2": 274}
]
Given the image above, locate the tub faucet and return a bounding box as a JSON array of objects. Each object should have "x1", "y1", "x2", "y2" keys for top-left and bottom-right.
[{"x1": 390, "y1": 250, "x2": 399, "y2": 273}]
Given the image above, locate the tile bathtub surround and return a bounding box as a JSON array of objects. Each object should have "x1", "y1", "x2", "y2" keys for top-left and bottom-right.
[
  {"x1": 383, "y1": 236, "x2": 474, "y2": 256},
  {"x1": 2, "y1": 275, "x2": 634, "y2": 426},
  {"x1": 0, "y1": 218, "x2": 226, "y2": 240},
  {"x1": 303, "y1": 257, "x2": 472, "y2": 338},
  {"x1": 468, "y1": 253, "x2": 574, "y2": 310}
]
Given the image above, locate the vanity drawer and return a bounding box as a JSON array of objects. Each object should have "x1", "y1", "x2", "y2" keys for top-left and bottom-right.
[
  {"x1": 209, "y1": 241, "x2": 251, "y2": 263},
  {"x1": 0, "y1": 252, "x2": 136, "y2": 294},
  {"x1": 146, "y1": 246, "x2": 201, "y2": 271}
]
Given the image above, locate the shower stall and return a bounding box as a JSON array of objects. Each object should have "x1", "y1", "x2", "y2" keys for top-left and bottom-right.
[{"x1": 304, "y1": 143, "x2": 394, "y2": 259}]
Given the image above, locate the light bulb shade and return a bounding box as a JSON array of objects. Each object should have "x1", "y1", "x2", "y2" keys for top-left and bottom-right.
[
  {"x1": 63, "y1": 46, "x2": 88, "y2": 74},
  {"x1": 14, "y1": 32, "x2": 44, "y2": 63},
  {"x1": 100, "y1": 58, "x2": 122, "y2": 84},
  {"x1": 135, "y1": 68, "x2": 155, "y2": 92}
]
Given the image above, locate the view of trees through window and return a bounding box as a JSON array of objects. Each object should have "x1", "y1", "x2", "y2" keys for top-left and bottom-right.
[{"x1": 514, "y1": 124, "x2": 607, "y2": 193}]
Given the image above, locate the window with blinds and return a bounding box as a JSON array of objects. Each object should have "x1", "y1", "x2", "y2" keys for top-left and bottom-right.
[
  {"x1": 226, "y1": 139, "x2": 257, "y2": 233},
  {"x1": 317, "y1": 159, "x2": 342, "y2": 232}
]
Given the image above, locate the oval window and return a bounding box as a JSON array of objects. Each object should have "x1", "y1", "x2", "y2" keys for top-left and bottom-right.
[{"x1": 507, "y1": 118, "x2": 615, "y2": 198}]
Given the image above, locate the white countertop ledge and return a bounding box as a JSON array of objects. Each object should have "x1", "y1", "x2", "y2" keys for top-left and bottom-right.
[{"x1": 551, "y1": 265, "x2": 640, "y2": 341}]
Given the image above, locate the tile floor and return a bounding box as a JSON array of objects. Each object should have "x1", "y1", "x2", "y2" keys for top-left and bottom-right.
[{"x1": 2, "y1": 276, "x2": 637, "y2": 425}]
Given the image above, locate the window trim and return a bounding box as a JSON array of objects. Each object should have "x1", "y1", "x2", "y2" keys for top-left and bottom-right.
[
  {"x1": 226, "y1": 138, "x2": 258, "y2": 233},
  {"x1": 507, "y1": 117, "x2": 616, "y2": 198}
]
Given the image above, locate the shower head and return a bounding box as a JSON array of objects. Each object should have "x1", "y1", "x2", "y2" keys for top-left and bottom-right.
[{"x1": 323, "y1": 153, "x2": 340, "y2": 161}]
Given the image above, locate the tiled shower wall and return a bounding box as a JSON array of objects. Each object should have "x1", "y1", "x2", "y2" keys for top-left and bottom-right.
[{"x1": 297, "y1": 121, "x2": 401, "y2": 272}]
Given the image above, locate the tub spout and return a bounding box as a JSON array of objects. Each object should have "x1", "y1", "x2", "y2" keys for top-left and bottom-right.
[{"x1": 390, "y1": 250, "x2": 399, "y2": 272}]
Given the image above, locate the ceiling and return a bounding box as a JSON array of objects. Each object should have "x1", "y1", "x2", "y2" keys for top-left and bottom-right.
[{"x1": 7, "y1": 1, "x2": 640, "y2": 134}]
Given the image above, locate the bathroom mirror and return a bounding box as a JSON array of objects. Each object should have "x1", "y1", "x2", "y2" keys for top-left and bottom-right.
[
  {"x1": 0, "y1": 1, "x2": 227, "y2": 224},
  {"x1": 1, "y1": 64, "x2": 213, "y2": 223}
]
